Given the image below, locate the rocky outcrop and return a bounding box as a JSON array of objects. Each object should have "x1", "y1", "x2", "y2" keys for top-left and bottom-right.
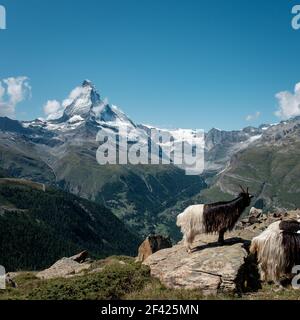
[
  {"x1": 36, "y1": 251, "x2": 91, "y2": 280},
  {"x1": 144, "y1": 210, "x2": 300, "y2": 295},
  {"x1": 70, "y1": 250, "x2": 89, "y2": 263},
  {"x1": 248, "y1": 207, "x2": 263, "y2": 224},
  {"x1": 235, "y1": 209, "x2": 292, "y2": 232},
  {"x1": 137, "y1": 235, "x2": 172, "y2": 262},
  {"x1": 144, "y1": 234, "x2": 258, "y2": 295}
]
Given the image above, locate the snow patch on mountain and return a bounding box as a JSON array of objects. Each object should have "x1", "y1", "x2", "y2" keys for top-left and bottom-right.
[
  {"x1": 68, "y1": 115, "x2": 84, "y2": 124},
  {"x1": 248, "y1": 134, "x2": 262, "y2": 143},
  {"x1": 63, "y1": 81, "x2": 101, "y2": 119}
]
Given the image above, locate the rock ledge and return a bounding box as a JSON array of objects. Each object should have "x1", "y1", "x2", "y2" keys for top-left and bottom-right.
[{"x1": 144, "y1": 234, "x2": 258, "y2": 295}]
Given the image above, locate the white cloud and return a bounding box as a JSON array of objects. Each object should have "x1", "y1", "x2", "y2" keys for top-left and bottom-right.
[
  {"x1": 62, "y1": 86, "x2": 86, "y2": 108},
  {"x1": 3, "y1": 77, "x2": 32, "y2": 104},
  {"x1": 0, "y1": 82, "x2": 5, "y2": 100},
  {"x1": 275, "y1": 82, "x2": 300, "y2": 119},
  {"x1": 44, "y1": 85, "x2": 87, "y2": 120},
  {"x1": 92, "y1": 97, "x2": 108, "y2": 117},
  {"x1": 43, "y1": 100, "x2": 64, "y2": 120},
  {"x1": 246, "y1": 111, "x2": 261, "y2": 122},
  {"x1": 0, "y1": 76, "x2": 31, "y2": 118}
]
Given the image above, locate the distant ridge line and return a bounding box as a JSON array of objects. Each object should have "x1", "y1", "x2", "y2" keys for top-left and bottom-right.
[{"x1": 0, "y1": 178, "x2": 46, "y2": 192}]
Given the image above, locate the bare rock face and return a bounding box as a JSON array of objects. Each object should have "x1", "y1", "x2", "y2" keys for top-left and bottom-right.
[
  {"x1": 36, "y1": 251, "x2": 91, "y2": 280},
  {"x1": 248, "y1": 207, "x2": 263, "y2": 224},
  {"x1": 70, "y1": 250, "x2": 89, "y2": 263},
  {"x1": 236, "y1": 209, "x2": 298, "y2": 234},
  {"x1": 143, "y1": 234, "x2": 259, "y2": 295},
  {"x1": 137, "y1": 235, "x2": 172, "y2": 262}
]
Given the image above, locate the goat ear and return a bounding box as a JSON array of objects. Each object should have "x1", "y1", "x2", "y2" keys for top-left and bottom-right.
[{"x1": 250, "y1": 195, "x2": 254, "y2": 199}]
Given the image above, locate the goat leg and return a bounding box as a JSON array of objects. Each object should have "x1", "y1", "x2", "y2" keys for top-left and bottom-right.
[{"x1": 218, "y1": 228, "x2": 226, "y2": 245}]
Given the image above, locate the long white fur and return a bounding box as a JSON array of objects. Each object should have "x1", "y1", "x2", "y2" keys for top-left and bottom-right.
[
  {"x1": 250, "y1": 221, "x2": 286, "y2": 284},
  {"x1": 176, "y1": 204, "x2": 205, "y2": 252}
]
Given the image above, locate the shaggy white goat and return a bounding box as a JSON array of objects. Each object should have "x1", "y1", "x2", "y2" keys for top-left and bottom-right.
[
  {"x1": 250, "y1": 219, "x2": 300, "y2": 285},
  {"x1": 177, "y1": 187, "x2": 252, "y2": 253}
]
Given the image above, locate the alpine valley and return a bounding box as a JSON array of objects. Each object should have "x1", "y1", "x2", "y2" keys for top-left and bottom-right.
[{"x1": 1, "y1": 80, "x2": 299, "y2": 246}]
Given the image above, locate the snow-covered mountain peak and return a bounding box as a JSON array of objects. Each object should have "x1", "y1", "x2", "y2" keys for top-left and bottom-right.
[
  {"x1": 55, "y1": 81, "x2": 135, "y2": 128},
  {"x1": 82, "y1": 79, "x2": 93, "y2": 87},
  {"x1": 62, "y1": 80, "x2": 102, "y2": 119}
]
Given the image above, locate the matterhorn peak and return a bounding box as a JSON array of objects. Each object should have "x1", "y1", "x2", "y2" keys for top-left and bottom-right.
[
  {"x1": 82, "y1": 79, "x2": 93, "y2": 87},
  {"x1": 49, "y1": 80, "x2": 135, "y2": 129},
  {"x1": 62, "y1": 80, "x2": 102, "y2": 119}
]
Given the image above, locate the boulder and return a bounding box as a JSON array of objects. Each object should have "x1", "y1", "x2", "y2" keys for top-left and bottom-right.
[
  {"x1": 249, "y1": 207, "x2": 263, "y2": 218},
  {"x1": 70, "y1": 250, "x2": 89, "y2": 263},
  {"x1": 137, "y1": 235, "x2": 172, "y2": 262},
  {"x1": 236, "y1": 207, "x2": 264, "y2": 228},
  {"x1": 143, "y1": 234, "x2": 259, "y2": 295},
  {"x1": 248, "y1": 207, "x2": 263, "y2": 224},
  {"x1": 36, "y1": 252, "x2": 91, "y2": 280}
]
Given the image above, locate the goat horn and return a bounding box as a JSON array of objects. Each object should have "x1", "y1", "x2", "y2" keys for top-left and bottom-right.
[
  {"x1": 239, "y1": 184, "x2": 245, "y2": 193},
  {"x1": 246, "y1": 187, "x2": 249, "y2": 193}
]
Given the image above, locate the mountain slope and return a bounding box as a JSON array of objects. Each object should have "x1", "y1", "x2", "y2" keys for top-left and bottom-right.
[
  {"x1": 203, "y1": 117, "x2": 300, "y2": 211},
  {"x1": 0, "y1": 178, "x2": 141, "y2": 271},
  {"x1": 204, "y1": 126, "x2": 265, "y2": 172},
  {"x1": 0, "y1": 132, "x2": 56, "y2": 184}
]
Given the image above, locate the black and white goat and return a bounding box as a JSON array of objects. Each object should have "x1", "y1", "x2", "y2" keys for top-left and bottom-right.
[
  {"x1": 176, "y1": 186, "x2": 253, "y2": 253},
  {"x1": 250, "y1": 219, "x2": 300, "y2": 285}
]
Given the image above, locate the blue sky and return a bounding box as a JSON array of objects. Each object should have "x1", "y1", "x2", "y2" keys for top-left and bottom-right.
[{"x1": 1, "y1": 0, "x2": 300, "y2": 130}]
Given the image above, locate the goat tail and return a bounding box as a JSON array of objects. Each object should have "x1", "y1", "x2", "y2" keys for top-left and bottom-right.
[{"x1": 176, "y1": 204, "x2": 205, "y2": 233}]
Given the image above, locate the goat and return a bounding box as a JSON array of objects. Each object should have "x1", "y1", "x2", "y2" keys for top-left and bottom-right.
[
  {"x1": 250, "y1": 219, "x2": 300, "y2": 285},
  {"x1": 177, "y1": 186, "x2": 253, "y2": 253}
]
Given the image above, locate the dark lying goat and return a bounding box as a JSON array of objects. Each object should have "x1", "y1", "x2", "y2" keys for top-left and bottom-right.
[{"x1": 176, "y1": 186, "x2": 253, "y2": 252}]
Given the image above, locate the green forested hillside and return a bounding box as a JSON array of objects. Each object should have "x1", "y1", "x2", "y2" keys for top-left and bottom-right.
[{"x1": 0, "y1": 182, "x2": 141, "y2": 271}]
